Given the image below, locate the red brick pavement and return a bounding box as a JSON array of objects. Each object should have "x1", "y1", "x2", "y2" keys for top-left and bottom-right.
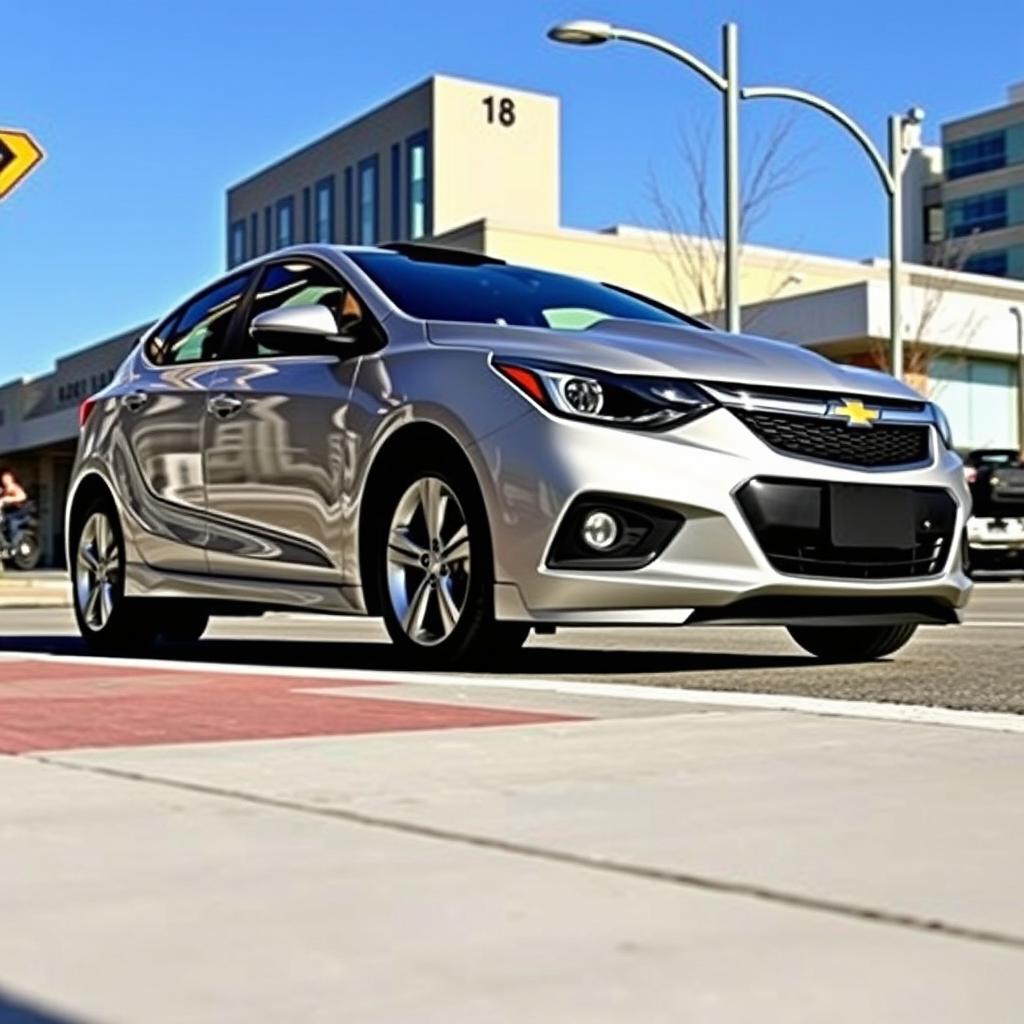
[{"x1": 0, "y1": 659, "x2": 582, "y2": 754}]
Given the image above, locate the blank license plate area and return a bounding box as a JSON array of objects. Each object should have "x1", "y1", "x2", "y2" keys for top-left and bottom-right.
[{"x1": 830, "y1": 485, "x2": 915, "y2": 548}]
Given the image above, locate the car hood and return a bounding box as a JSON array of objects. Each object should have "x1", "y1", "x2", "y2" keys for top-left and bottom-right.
[{"x1": 426, "y1": 319, "x2": 922, "y2": 402}]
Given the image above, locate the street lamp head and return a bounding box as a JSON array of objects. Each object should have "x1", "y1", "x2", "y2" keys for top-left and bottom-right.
[
  {"x1": 547, "y1": 20, "x2": 614, "y2": 45},
  {"x1": 904, "y1": 106, "x2": 926, "y2": 126}
]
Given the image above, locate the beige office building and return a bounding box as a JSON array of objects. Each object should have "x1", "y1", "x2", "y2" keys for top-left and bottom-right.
[
  {"x1": 5, "y1": 74, "x2": 1024, "y2": 565},
  {"x1": 225, "y1": 75, "x2": 560, "y2": 262},
  {"x1": 226, "y1": 74, "x2": 1024, "y2": 453},
  {"x1": 0, "y1": 328, "x2": 142, "y2": 565}
]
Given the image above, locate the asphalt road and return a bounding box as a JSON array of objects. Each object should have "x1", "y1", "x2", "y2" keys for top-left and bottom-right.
[{"x1": 1, "y1": 581, "x2": 1021, "y2": 712}]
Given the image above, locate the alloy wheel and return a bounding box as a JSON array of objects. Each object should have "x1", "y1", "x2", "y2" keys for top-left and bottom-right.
[
  {"x1": 386, "y1": 477, "x2": 471, "y2": 646},
  {"x1": 75, "y1": 511, "x2": 121, "y2": 632}
]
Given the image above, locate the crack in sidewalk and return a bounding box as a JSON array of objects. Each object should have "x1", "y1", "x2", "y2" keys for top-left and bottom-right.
[{"x1": 28, "y1": 750, "x2": 1024, "y2": 954}]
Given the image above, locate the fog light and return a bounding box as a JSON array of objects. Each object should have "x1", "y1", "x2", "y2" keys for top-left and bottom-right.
[{"x1": 581, "y1": 510, "x2": 619, "y2": 551}]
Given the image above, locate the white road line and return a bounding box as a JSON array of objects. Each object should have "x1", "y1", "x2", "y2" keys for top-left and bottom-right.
[
  {"x1": 2, "y1": 649, "x2": 1023, "y2": 735},
  {"x1": 294, "y1": 682, "x2": 1024, "y2": 735},
  {"x1": 962, "y1": 621, "x2": 1022, "y2": 628}
]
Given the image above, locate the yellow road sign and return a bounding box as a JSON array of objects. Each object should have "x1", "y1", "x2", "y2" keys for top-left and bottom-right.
[{"x1": 0, "y1": 129, "x2": 44, "y2": 200}]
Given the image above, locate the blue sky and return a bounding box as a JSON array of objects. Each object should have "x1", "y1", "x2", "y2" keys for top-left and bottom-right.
[{"x1": 1, "y1": 0, "x2": 1020, "y2": 380}]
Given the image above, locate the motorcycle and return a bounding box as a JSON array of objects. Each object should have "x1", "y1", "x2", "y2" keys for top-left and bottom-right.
[{"x1": 0, "y1": 500, "x2": 41, "y2": 571}]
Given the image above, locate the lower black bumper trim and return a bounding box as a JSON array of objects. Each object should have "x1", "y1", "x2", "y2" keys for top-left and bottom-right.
[{"x1": 687, "y1": 596, "x2": 960, "y2": 628}]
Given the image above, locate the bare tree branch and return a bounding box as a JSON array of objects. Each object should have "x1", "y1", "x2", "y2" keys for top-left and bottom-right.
[
  {"x1": 647, "y1": 112, "x2": 810, "y2": 326},
  {"x1": 868, "y1": 232, "x2": 983, "y2": 386},
  {"x1": 740, "y1": 113, "x2": 811, "y2": 235},
  {"x1": 649, "y1": 115, "x2": 983, "y2": 399}
]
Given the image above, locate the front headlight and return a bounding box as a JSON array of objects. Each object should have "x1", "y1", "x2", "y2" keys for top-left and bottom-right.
[
  {"x1": 493, "y1": 358, "x2": 716, "y2": 430},
  {"x1": 930, "y1": 403, "x2": 954, "y2": 449}
]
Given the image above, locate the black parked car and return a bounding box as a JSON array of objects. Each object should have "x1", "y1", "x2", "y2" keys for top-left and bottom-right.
[{"x1": 964, "y1": 449, "x2": 1024, "y2": 575}]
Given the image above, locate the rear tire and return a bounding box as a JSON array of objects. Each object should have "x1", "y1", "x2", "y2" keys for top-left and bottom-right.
[
  {"x1": 11, "y1": 531, "x2": 41, "y2": 571},
  {"x1": 374, "y1": 454, "x2": 529, "y2": 668},
  {"x1": 71, "y1": 496, "x2": 159, "y2": 655},
  {"x1": 787, "y1": 623, "x2": 918, "y2": 662}
]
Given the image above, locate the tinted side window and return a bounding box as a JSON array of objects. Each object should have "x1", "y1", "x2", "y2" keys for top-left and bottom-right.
[
  {"x1": 243, "y1": 262, "x2": 365, "y2": 356},
  {"x1": 143, "y1": 314, "x2": 179, "y2": 365},
  {"x1": 147, "y1": 273, "x2": 252, "y2": 366}
]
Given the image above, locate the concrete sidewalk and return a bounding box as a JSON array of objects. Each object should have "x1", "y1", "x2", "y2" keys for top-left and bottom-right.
[
  {"x1": 0, "y1": 658, "x2": 1022, "y2": 1022},
  {"x1": 0, "y1": 570, "x2": 70, "y2": 609}
]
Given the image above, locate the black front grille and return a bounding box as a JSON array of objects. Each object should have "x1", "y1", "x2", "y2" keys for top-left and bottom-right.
[
  {"x1": 733, "y1": 409, "x2": 930, "y2": 468},
  {"x1": 737, "y1": 479, "x2": 958, "y2": 580}
]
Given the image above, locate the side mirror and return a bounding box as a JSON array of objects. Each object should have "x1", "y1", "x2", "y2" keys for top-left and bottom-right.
[{"x1": 249, "y1": 304, "x2": 356, "y2": 355}]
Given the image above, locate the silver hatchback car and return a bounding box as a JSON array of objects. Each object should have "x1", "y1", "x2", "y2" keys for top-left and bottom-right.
[{"x1": 68, "y1": 243, "x2": 971, "y2": 664}]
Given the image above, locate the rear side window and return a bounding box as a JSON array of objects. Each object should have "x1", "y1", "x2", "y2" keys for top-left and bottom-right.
[{"x1": 146, "y1": 273, "x2": 252, "y2": 366}]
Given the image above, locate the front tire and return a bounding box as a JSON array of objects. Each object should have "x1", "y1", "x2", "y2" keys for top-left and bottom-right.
[
  {"x1": 72, "y1": 497, "x2": 158, "y2": 654},
  {"x1": 375, "y1": 458, "x2": 528, "y2": 668},
  {"x1": 158, "y1": 606, "x2": 210, "y2": 645},
  {"x1": 787, "y1": 623, "x2": 918, "y2": 662}
]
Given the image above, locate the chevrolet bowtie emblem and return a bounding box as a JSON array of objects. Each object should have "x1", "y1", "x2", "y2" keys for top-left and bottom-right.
[{"x1": 832, "y1": 400, "x2": 880, "y2": 427}]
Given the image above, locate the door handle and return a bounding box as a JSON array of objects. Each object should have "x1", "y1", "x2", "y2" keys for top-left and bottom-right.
[
  {"x1": 122, "y1": 390, "x2": 149, "y2": 413},
  {"x1": 207, "y1": 393, "x2": 244, "y2": 420}
]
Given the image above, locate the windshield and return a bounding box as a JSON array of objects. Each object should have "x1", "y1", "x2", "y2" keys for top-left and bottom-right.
[
  {"x1": 349, "y1": 251, "x2": 698, "y2": 330},
  {"x1": 970, "y1": 450, "x2": 1021, "y2": 466}
]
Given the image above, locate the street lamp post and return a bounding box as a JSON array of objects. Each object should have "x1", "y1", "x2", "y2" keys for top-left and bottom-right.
[
  {"x1": 722, "y1": 24, "x2": 740, "y2": 336},
  {"x1": 548, "y1": 20, "x2": 742, "y2": 334},
  {"x1": 888, "y1": 115, "x2": 907, "y2": 384},
  {"x1": 1011, "y1": 307, "x2": 1024, "y2": 454},
  {"x1": 741, "y1": 87, "x2": 922, "y2": 379},
  {"x1": 549, "y1": 19, "x2": 923, "y2": 379}
]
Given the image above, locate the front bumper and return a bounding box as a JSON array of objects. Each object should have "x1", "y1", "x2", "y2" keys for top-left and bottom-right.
[
  {"x1": 967, "y1": 516, "x2": 1024, "y2": 551},
  {"x1": 473, "y1": 405, "x2": 972, "y2": 625}
]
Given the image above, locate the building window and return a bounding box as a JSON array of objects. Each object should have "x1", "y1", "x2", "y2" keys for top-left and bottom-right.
[
  {"x1": 276, "y1": 197, "x2": 295, "y2": 248},
  {"x1": 924, "y1": 204, "x2": 945, "y2": 244},
  {"x1": 315, "y1": 176, "x2": 335, "y2": 243},
  {"x1": 390, "y1": 142, "x2": 401, "y2": 240},
  {"x1": 344, "y1": 166, "x2": 354, "y2": 243},
  {"x1": 947, "y1": 131, "x2": 1006, "y2": 180},
  {"x1": 947, "y1": 190, "x2": 1007, "y2": 238},
  {"x1": 358, "y1": 155, "x2": 380, "y2": 245},
  {"x1": 931, "y1": 356, "x2": 1017, "y2": 449},
  {"x1": 249, "y1": 212, "x2": 259, "y2": 260},
  {"x1": 264, "y1": 206, "x2": 273, "y2": 253},
  {"x1": 229, "y1": 220, "x2": 247, "y2": 268},
  {"x1": 302, "y1": 186, "x2": 311, "y2": 243},
  {"x1": 406, "y1": 131, "x2": 431, "y2": 240},
  {"x1": 963, "y1": 250, "x2": 1009, "y2": 277}
]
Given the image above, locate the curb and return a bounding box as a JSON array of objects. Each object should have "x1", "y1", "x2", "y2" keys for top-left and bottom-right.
[
  {"x1": 0, "y1": 576, "x2": 72, "y2": 610},
  {"x1": 0, "y1": 598, "x2": 72, "y2": 609}
]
